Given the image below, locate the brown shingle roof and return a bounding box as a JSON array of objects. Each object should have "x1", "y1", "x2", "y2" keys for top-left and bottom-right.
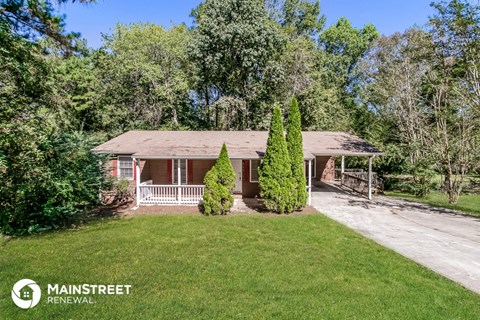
[{"x1": 92, "y1": 131, "x2": 382, "y2": 159}]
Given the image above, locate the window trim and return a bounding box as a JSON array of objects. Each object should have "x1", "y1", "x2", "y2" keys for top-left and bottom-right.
[
  {"x1": 250, "y1": 159, "x2": 260, "y2": 183},
  {"x1": 117, "y1": 155, "x2": 134, "y2": 181},
  {"x1": 172, "y1": 159, "x2": 188, "y2": 185}
]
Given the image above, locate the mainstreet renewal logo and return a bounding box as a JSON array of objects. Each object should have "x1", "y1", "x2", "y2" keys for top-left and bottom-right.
[
  {"x1": 11, "y1": 279, "x2": 41, "y2": 309},
  {"x1": 11, "y1": 279, "x2": 132, "y2": 308}
]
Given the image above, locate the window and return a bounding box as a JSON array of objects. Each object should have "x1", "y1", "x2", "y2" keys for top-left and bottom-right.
[
  {"x1": 305, "y1": 159, "x2": 316, "y2": 179},
  {"x1": 250, "y1": 160, "x2": 260, "y2": 183},
  {"x1": 118, "y1": 156, "x2": 134, "y2": 180},
  {"x1": 172, "y1": 159, "x2": 187, "y2": 185}
]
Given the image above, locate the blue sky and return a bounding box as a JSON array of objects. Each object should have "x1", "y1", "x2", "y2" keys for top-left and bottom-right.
[{"x1": 58, "y1": 0, "x2": 435, "y2": 48}]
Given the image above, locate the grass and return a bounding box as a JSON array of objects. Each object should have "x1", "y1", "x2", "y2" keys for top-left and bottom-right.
[
  {"x1": 385, "y1": 191, "x2": 480, "y2": 217},
  {"x1": 1, "y1": 214, "x2": 479, "y2": 319}
]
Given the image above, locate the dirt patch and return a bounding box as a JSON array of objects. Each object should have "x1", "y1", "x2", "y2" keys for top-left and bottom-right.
[
  {"x1": 99, "y1": 201, "x2": 318, "y2": 216},
  {"x1": 88, "y1": 202, "x2": 135, "y2": 217}
]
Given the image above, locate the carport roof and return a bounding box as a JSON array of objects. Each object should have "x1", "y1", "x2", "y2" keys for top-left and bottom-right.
[{"x1": 92, "y1": 130, "x2": 383, "y2": 159}]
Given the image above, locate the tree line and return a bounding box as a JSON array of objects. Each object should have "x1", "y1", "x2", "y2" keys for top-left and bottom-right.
[{"x1": 1, "y1": 0, "x2": 479, "y2": 234}]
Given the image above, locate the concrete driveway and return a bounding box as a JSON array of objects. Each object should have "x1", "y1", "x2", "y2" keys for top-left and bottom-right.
[{"x1": 311, "y1": 183, "x2": 480, "y2": 295}]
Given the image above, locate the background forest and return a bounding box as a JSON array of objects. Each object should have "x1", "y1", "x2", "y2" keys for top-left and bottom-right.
[{"x1": 1, "y1": 0, "x2": 479, "y2": 234}]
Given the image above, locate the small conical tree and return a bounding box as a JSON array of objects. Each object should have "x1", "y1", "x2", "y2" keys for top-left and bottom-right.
[
  {"x1": 215, "y1": 143, "x2": 236, "y2": 192},
  {"x1": 203, "y1": 169, "x2": 232, "y2": 215},
  {"x1": 202, "y1": 144, "x2": 235, "y2": 215},
  {"x1": 259, "y1": 105, "x2": 295, "y2": 214},
  {"x1": 286, "y1": 96, "x2": 307, "y2": 208}
]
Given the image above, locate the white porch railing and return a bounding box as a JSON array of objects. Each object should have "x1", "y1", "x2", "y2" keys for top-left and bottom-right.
[{"x1": 139, "y1": 183, "x2": 205, "y2": 205}]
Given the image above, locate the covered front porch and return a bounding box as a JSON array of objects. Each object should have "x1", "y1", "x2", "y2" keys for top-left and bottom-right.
[
  {"x1": 134, "y1": 158, "x2": 210, "y2": 206},
  {"x1": 133, "y1": 158, "x2": 271, "y2": 206},
  {"x1": 138, "y1": 183, "x2": 205, "y2": 205},
  {"x1": 132, "y1": 157, "x2": 317, "y2": 206}
]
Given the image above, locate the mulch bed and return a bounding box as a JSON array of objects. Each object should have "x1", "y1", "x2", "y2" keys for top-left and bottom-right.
[{"x1": 90, "y1": 200, "x2": 317, "y2": 216}]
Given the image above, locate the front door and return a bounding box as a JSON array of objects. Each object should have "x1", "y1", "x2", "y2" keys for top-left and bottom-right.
[{"x1": 231, "y1": 160, "x2": 242, "y2": 193}]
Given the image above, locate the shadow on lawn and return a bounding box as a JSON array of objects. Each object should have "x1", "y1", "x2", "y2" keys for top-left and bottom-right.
[
  {"x1": 1, "y1": 203, "x2": 132, "y2": 242},
  {"x1": 88, "y1": 201, "x2": 134, "y2": 218},
  {"x1": 380, "y1": 199, "x2": 480, "y2": 221},
  {"x1": 315, "y1": 181, "x2": 480, "y2": 220},
  {"x1": 346, "y1": 194, "x2": 480, "y2": 221}
]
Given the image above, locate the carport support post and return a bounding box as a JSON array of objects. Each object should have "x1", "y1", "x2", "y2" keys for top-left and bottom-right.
[
  {"x1": 135, "y1": 158, "x2": 140, "y2": 207},
  {"x1": 341, "y1": 156, "x2": 345, "y2": 186},
  {"x1": 308, "y1": 159, "x2": 312, "y2": 206},
  {"x1": 177, "y1": 159, "x2": 182, "y2": 204},
  {"x1": 368, "y1": 156, "x2": 373, "y2": 200}
]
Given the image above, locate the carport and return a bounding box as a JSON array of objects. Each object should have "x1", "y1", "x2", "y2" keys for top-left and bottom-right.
[{"x1": 302, "y1": 132, "x2": 383, "y2": 200}]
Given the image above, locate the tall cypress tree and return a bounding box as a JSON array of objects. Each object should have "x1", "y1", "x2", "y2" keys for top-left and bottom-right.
[
  {"x1": 286, "y1": 96, "x2": 307, "y2": 208},
  {"x1": 259, "y1": 105, "x2": 295, "y2": 214}
]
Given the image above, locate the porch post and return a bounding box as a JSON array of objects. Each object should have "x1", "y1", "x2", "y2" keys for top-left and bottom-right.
[
  {"x1": 177, "y1": 159, "x2": 182, "y2": 204},
  {"x1": 368, "y1": 155, "x2": 373, "y2": 200},
  {"x1": 135, "y1": 158, "x2": 140, "y2": 206},
  {"x1": 341, "y1": 155, "x2": 345, "y2": 186},
  {"x1": 98, "y1": 160, "x2": 103, "y2": 202},
  {"x1": 308, "y1": 159, "x2": 312, "y2": 206}
]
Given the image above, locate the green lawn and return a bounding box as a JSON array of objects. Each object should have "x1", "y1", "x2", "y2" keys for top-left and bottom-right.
[
  {"x1": 385, "y1": 191, "x2": 480, "y2": 217},
  {"x1": 1, "y1": 214, "x2": 479, "y2": 319}
]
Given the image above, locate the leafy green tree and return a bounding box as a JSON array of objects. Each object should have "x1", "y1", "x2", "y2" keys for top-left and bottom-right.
[
  {"x1": 0, "y1": 130, "x2": 105, "y2": 235},
  {"x1": 93, "y1": 23, "x2": 195, "y2": 134},
  {"x1": 0, "y1": 0, "x2": 106, "y2": 235},
  {"x1": 1, "y1": 0, "x2": 96, "y2": 49},
  {"x1": 202, "y1": 144, "x2": 235, "y2": 215},
  {"x1": 280, "y1": 0, "x2": 325, "y2": 38},
  {"x1": 357, "y1": 28, "x2": 436, "y2": 191},
  {"x1": 189, "y1": 0, "x2": 285, "y2": 129},
  {"x1": 320, "y1": 18, "x2": 379, "y2": 134},
  {"x1": 259, "y1": 105, "x2": 295, "y2": 213},
  {"x1": 426, "y1": 0, "x2": 480, "y2": 203},
  {"x1": 49, "y1": 53, "x2": 100, "y2": 131},
  {"x1": 320, "y1": 18, "x2": 379, "y2": 85},
  {"x1": 286, "y1": 97, "x2": 307, "y2": 208}
]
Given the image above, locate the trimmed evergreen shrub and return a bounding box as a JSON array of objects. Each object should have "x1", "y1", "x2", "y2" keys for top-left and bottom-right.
[
  {"x1": 216, "y1": 143, "x2": 236, "y2": 192},
  {"x1": 201, "y1": 144, "x2": 235, "y2": 215},
  {"x1": 286, "y1": 96, "x2": 308, "y2": 208},
  {"x1": 259, "y1": 105, "x2": 295, "y2": 214}
]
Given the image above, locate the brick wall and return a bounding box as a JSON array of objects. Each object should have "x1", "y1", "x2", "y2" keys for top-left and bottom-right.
[
  {"x1": 147, "y1": 159, "x2": 170, "y2": 184},
  {"x1": 191, "y1": 159, "x2": 216, "y2": 184},
  {"x1": 242, "y1": 160, "x2": 260, "y2": 198},
  {"x1": 315, "y1": 156, "x2": 335, "y2": 182}
]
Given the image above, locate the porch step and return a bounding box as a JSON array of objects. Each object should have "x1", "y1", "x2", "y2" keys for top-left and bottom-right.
[
  {"x1": 232, "y1": 199, "x2": 249, "y2": 212},
  {"x1": 233, "y1": 194, "x2": 243, "y2": 199},
  {"x1": 231, "y1": 198, "x2": 263, "y2": 212}
]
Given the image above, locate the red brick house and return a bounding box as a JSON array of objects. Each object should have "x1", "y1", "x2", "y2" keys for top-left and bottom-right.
[{"x1": 92, "y1": 131, "x2": 382, "y2": 206}]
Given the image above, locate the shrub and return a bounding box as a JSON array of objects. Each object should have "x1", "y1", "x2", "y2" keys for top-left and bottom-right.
[
  {"x1": 0, "y1": 128, "x2": 106, "y2": 235},
  {"x1": 384, "y1": 174, "x2": 438, "y2": 197},
  {"x1": 259, "y1": 105, "x2": 295, "y2": 214},
  {"x1": 202, "y1": 169, "x2": 232, "y2": 216},
  {"x1": 216, "y1": 143, "x2": 236, "y2": 192},
  {"x1": 286, "y1": 96, "x2": 307, "y2": 209},
  {"x1": 112, "y1": 178, "x2": 134, "y2": 204},
  {"x1": 201, "y1": 143, "x2": 235, "y2": 215}
]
